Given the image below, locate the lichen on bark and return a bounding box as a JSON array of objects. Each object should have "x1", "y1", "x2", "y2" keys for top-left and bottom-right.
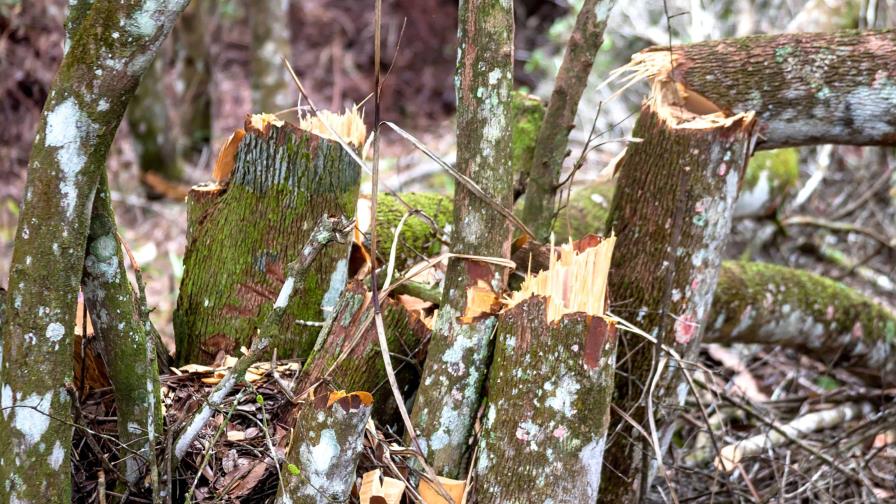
[
  {"x1": 408, "y1": 0, "x2": 516, "y2": 479},
  {"x1": 0, "y1": 1, "x2": 189, "y2": 500}
]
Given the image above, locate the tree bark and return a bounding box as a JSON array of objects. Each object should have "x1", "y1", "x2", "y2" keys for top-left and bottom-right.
[
  {"x1": 173, "y1": 0, "x2": 212, "y2": 154},
  {"x1": 249, "y1": 0, "x2": 296, "y2": 113},
  {"x1": 598, "y1": 97, "x2": 757, "y2": 502},
  {"x1": 475, "y1": 297, "x2": 617, "y2": 503},
  {"x1": 0, "y1": 1, "x2": 188, "y2": 501},
  {"x1": 174, "y1": 118, "x2": 361, "y2": 365},
  {"x1": 127, "y1": 54, "x2": 182, "y2": 191},
  {"x1": 521, "y1": 0, "x2": 616, "y2": 239},
  {"x1": 705, "y1": 261, "x2": 896, "y2": 385},
  {"x1": 297, "y1": 280, "x2": 431, "y2": 428},
  {"x1": 408, "y1": 0, "x2": 516, "y2": 479},
  {"x1": 638, "y1": 29, "x2": 896, "y2": 149},
  {"x1": 81, "y1": 174, "x2": 163, "y2": 491},
  {"x1": 276, "y1": 387, "x2": 373, "y2": 504}
]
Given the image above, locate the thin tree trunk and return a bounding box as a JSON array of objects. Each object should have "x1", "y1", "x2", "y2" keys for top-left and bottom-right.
[
  {"x1": 475, "y1": 296, "x2": 618, "y2": 503},
  {"x1": 0, "y1": 1, "x2": 188, "y2": 501},
  {"x1": 408, "y1": 0, "x2": 516, "y2": 479},
  {"x1": 597, "y1": 97, "x2": 758, "y2": 501},
  {"x1": 520, "y1": 0, "x2": 616, "y2": 239},
  {"x1": 127, "y1": 54, "x2": 182, "y2": 192},
  {"x1": 174, "y1": 0, "x2": 212, "y2": 154},
  {"x1": 174, "y1": 118, "x2": 361, "y2": 365},
  {"x1": 249, "y1": 0, "x2": 296, "y2": 113},
  {"x1": 81, "y1": 173, "x2": 163, "y2": 493},
  {"x1": 276, "y1": 386, "x2": 373, "y2": 504},
  {"x1": 635, "y1": 29, "x2": 896, "y2": 149}
]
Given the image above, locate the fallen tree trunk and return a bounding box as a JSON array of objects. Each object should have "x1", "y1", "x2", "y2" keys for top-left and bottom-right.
[
  {"x1": 0, "y1": 1, "x2": 188, "y2": 500},
  {"x1": 409, "y1": 0, "x2": 516, "y2": 479},
  {"x1": 476, "y1": 238, "x2": 618, "y2": 503},
  {"x1": 589, "y1": 86, "x2": 759, "y2": 501},
  {"x1": 633, "y1": 30, "x2": 896, "y2": 149},
  {"x1": 174, "y1": 115, "x2": 361, "y2": 365},
  {"x1": 276, "y1": 387, "x2": 373, "y2": 504}
]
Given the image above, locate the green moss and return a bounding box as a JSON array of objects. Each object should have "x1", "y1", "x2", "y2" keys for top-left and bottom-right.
[
  {"x1": 511, "y1": 92, "x2": 545, "y2": 177},
  {"x1": 375, "y1": 192, "x2": 453, "y2": 268},
  {"x1": 743, "y1": 148, "x2": 799, "y2": 192}
]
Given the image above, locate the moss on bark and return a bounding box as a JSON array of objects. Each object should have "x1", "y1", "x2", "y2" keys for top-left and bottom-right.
[
  {"x1": 373, "y1": 192, "x2": 453, "y2": 270},
  {"x1": 174, "y1": 122, "x2": 361, "y2": 365},
  {"x1": 0, "y1": 1, "x2": 189, "y2": 501},
  {"x1": 476, "y1": 297, "x2": 617, "y2": 503}
]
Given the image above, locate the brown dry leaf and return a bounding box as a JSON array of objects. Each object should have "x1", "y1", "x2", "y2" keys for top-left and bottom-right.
[
  {"x1": 226, "y1": 430, "x2": 246, "y2": 442},
  {"x1": 873, "y1": 430, "x2": 896, "y2": 448},
  {"x1": 418, "y1": 476, "x2": 465, "y2": 504},
  {"x1": 179, "y1": 364, "x2": 214, "y2": 374},
  {"x1": 360, "y1": 469, "x2": 406, "y2": 504},
  {"x1": 212, "y1": 129, "x2": 245, "y2": 182},
  {"x1": 228, "y1": 461, "x2": 270, "y2": 497},
  {"x1": 706, "y1": 344, "x2": 768, "y2": 402}
]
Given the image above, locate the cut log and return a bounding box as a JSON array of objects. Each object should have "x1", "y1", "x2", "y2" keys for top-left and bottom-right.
[
  {"x1": 598, "y1": 81, "x2": 758, "y2": 501},
  {"x1": 706, "y1": 261, "x2": 896, "y2": 385},
  {"x1": 297, "y1": 280, "x2": 431, "y2": 427},
  {"x1": 174, "y1": 115, "x2": 362, "y2": 365},
  {"x1": 476, "y1": 238, "x2": 618, "y2": 503},
  {"x1": 276, "y1": 387, "x2": 373, "y2": 504},
  {"x1": 408, "y1": 0, "x2": 516, "y2": 479},
  {"x1": 632, "y1": 30, "x2": 896, "y2": 149}
]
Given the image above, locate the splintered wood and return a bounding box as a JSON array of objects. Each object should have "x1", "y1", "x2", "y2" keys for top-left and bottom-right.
[
  {"x1": 504, "y1": 235, "x2": 616, "y2": 322},
  {"x1": 298, "y1": 106, "x2": 367, "y2": 149}
]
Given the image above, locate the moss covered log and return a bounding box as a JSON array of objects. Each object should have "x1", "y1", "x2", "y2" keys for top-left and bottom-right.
[
  {"x1": 276, "y1": 387, "x2": 373, "y2": 504},
  {"x1": 408, "y1": 0, "x2": 516, "y2": 479},
  {"x1": 638, "y1": 30, "x2": 896, "y2": 149},
  {"x1": 593, "y1": 92, "x2": 758, "y2": 501},
  {"x1": 0, "y1": 2, "x2": 188, "y2": 501},
  {"x1": 475, "y1": 297, "x2": 617, "y2": 503},
  {"x1": 297, "y1": 281, "x2": 430, "y2": 428},
  {"x1": 249, "y1": 0, "x2": 295, "y2": 113},
  {"x1": 706, "y1": 261, "x2": 896, "y2": 385},
  {"x1": 174, "y1": 120, "x2": 361, "y2": 365},
  {"x1": 81, "y1": 174, "x2": 162, "y2": 490},
  {"x1": 521, "y1": 0, "x2": 616, "y2": 239}
]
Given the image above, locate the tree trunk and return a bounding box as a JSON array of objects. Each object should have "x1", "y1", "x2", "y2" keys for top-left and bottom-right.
[
  {"x1": 598, "y1": 95, "x2": 757, "y2": 502},
  {"x1": 276, "y1": 387, "x2": 373, "y2": 504},
  {"x1": 408, "y1": 0, "x2": 516, "y2": 479},
  {"x1": 249, "y1": 0, "x2": 296, "y2": 113},
  {"x1": 521, "y1": 0, "x2": 616, "y2": 239},
  {"x1": 0, "y1": 1, "x2": 188, "y2": 501},
  {"x1": 127, "y1": 54, "x2": 182, "y2": 192},
  {"x1": 705, "y1": 261, "x2": 896, "y2": 385},
  {"x1": 297, "y1": 280, "x2": 431, "y2": 428},
  {"x1": 174, "y1": 118, "x2": 361, "y2": 365},
  {"x1": 81, "y1": 174, "x2": 163, "y2": 491},
  {"x1": 475, "y1": 296, "x2": 618, "y2": 503},
  {"x1": 635, "y1": 29, "x2": 896, "y2": 149},
  {"x1": 173, "y1": 0, "x2": 212, "y2": 155}
]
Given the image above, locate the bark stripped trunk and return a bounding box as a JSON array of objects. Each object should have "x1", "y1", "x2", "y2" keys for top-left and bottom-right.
[
  {"x1": 408, "y1": 0, "x2": 515, "y2": 479},
  {"x1": 521, "y1": 0, "x2": 616, "y2": 239},
  {"x1": 0, "y1": 1, "x2": 188, "y2": 501},
  {"x1": 598, "y1": 92, "x2": 757, "y2": 502},
  {"x1": 174, "y1": 118, "x2": 361, "y2": 365},
  {"x1": 705, "y1": 261, "x2": 896, "y2": 385},
  {"x1": 249, "y1": 0, "x2": 295, "y2": 113},
  {"x1": 636, "y1": 29, "x2": 896, "y2": 149},
  {"x1": 81, "y1": 174, "x2": 163, "y2": 491},
  {"x1": 476, "y1": 297, "x2": 618, "y2": 503},
  {"x1": 276, "y1": 387, "x2": 373, "y2": 504}
]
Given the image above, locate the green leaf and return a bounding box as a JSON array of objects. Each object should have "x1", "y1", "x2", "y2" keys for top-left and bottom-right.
[
  {"x1": 287, "y1": 463, "x2": 301, "y2": 476},
  {"x1": 815, "y1": 375, "x2": 840, "y2": 391},
  {"x1": 256, "y1": 394, "x2": 264, "y2": 405}
]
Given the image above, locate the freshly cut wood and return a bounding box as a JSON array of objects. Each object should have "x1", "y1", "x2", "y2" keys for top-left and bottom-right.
[
  {"x1": 627, "y1": 30, "x2": 896, "y2": 149},
  {"x1": 714, "y1": 402, "x2": 872, "y2": 472},
  {"x1": 418, "y1": 476, "x2": 465, "y2": 504},
  {"x1": 276, "y1": 387, "x2": 373, "y2": 504},
  {"x1": 360, "y1": 469, "x2": 405, "y2": 504},
  {"x1": 476, "y1": 238, "x2": 618, "y2": 504},
  {"x1": 174, "y1": 113, "x2": 362, "y2": 365},
  {"x1": 599, "y1": 77, "x2": 758, "y2": 502}
]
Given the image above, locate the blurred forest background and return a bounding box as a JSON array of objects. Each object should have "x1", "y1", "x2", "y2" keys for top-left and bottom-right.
[{"x1": 1, "y1": 0, "x2": 894, "y2": 356}]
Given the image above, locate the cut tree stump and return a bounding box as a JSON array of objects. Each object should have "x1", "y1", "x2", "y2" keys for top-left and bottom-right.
[
  {"x1": 476, "y1": 237, "x2": 618, "y2": 503},
  {"x1": 174, "y1": 115, "x2": 361, "y2": 365},
  {"x1": 276, "y1": 387, "x2": 373, "y2": 504},
  {"x1": 598, "y1": 80, "x2": 758, "y2": 502}
]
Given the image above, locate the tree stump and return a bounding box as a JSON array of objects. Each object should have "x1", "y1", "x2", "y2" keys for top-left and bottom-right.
[{"x1": 174, "y1": 116, "x2": 361, "y2": 365}]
